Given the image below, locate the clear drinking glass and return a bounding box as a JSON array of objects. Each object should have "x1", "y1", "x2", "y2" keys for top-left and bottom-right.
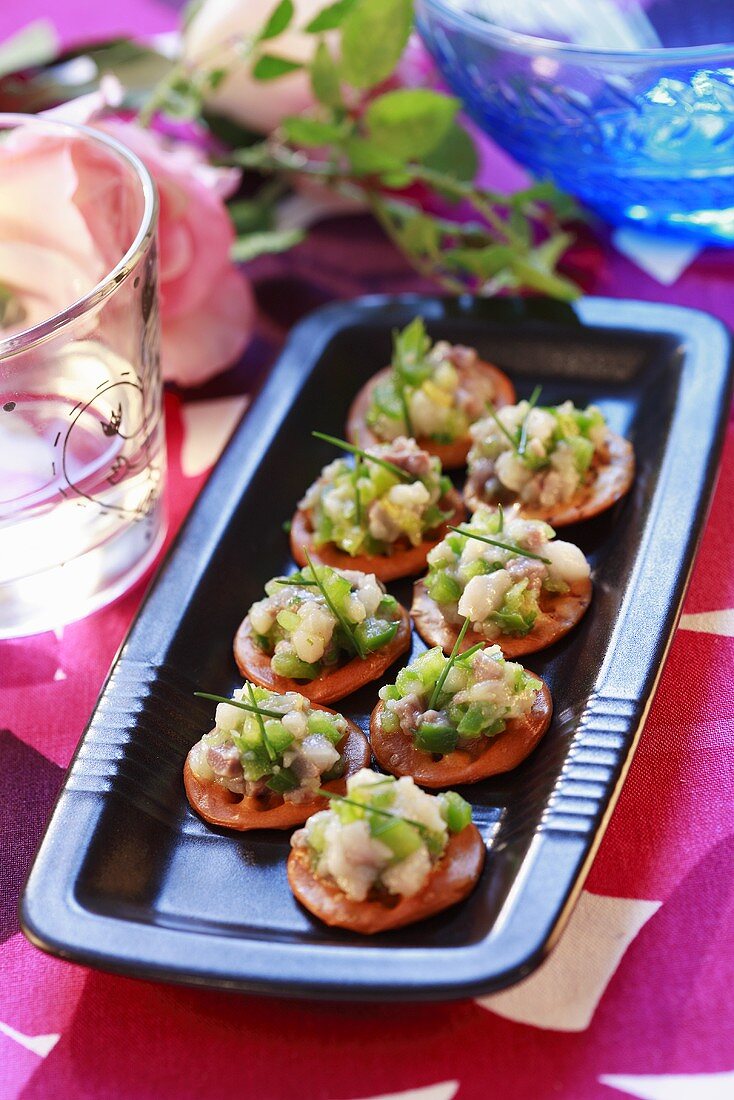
[{"x1": 0, "y1": 114, "x2": 166, "y2": 638}]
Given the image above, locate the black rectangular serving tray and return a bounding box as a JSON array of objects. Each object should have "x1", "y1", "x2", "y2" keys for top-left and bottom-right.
[{"x1": 21, "y1": 295, "x2": 732, "y2": 1000}]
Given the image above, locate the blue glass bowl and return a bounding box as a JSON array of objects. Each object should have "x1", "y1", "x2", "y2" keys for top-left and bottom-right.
[{"x1": 416, "y1": 0, "x2": 734, "y2": 243}]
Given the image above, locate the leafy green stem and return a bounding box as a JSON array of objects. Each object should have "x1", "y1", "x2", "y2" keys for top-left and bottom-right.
[
  {"x1": 428, "y1": 616, "x2": 471, "y2": 710},
  {"x1": 448, "y1": 526, "x2": 552, "y2": 564}
]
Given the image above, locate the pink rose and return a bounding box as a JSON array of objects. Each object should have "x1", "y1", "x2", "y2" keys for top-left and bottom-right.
[
  {"x1": 97, "y1": 119, "x2": 255, "y2": 386},
  {"x1": 0, "y1": 131, "x2": 105, "y2": 333}
]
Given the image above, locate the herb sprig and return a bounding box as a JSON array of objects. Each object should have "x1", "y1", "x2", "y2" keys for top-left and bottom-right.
[
  {"x1": 194, "y1": 690, "x2": 285, "y2": 720},
  {"x1": 317, "y1": 787, "x2": 442, "y2": 850},
  {"x1": 448, "y1": 525, "x2": 552, "y2": 564},
  {"x1": 304, "y1": 549, "x2": 367, "y2": 659},
  {"x1": 517, "y1": 385, "x2": 543, "y2": 458},
  {"x1": 140, "y1": 0, "x2": 581, "y2": 301},
  {"x1": 312, "y1": 430, "x2": 413, "y2": 483},
  {"x1": 247, "y1": 681, "x2": 276, "y2": 762},
  {"x1": 428, "y1": 616, "x2": 471, "y2": 710},
  {"x1": 272, "y1": 575, "x2": 318, "y2": 587},
  {"x1": 485, "y1": 402, "x2": 521, "y2": 451}
]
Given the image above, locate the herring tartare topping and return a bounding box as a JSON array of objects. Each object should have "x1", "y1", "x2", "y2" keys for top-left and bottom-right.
[
  {"x1": 378, "y1": 642, "x2": 538, "y2": 756},
  {"x1": 188, "y1": 685, "x2": 348, "y2": 803},
  {"x1": 248, "y1": 564, "x2": 402, "y2": 679},
  {"x1": 301, "y1": 436, "x2": 451, "y2": 556},
  {"x1": 425, "y1": 504, "x2": 590, "y2": 638},
  {"x1": 365, "y1": 317, "x2": 497, "y2": 444},
  {"x1": 466, "y1": 399, "x2": 610, "y2": 509},
  {"x1": 290, "y1": 768, "x2": 472, "y2": 901}
]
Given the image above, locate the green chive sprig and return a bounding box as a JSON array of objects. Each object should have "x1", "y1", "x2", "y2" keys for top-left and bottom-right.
[
  {"x1": 484, "y1": 401, "x2": 519, "y2": 451},
  {"x1": 428, "y1": 616, "x2": 471, "y2": 710},
  {"x1": 317, "y1": 788, "x2": 437, "y2": 842},
  {"x1": 194, "y1": 691, "x2": 284, "y2": 720},
  {"x1": 353, "y1": 450, "x2": 363, "y2": 525},
  {"x1": 312, "y1": 430, "x2": 413, "y2": 483},
  {"x1": 247, "y1": 681, "x2": 276, "y2": 762},
  {"x1": 448, "y1": 525, "x2": 552, "y2": 564},
  {"x1": 517, "y1": 385, "x2": 543, "y2": 457},
  {"x1": 304, "y1": 549, "x2": 366, "y2": 659},
  {"x1": 397, "y1": 382, "x2": 413, "y2": 436},
  {"x1": 272, "y1": 576, "x2": 318, "y2": 587}
]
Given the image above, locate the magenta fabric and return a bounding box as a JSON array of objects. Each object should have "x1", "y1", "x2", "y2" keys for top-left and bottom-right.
[{"x1": 1, "y1": 5, "x2": 734, "y2": 1099}]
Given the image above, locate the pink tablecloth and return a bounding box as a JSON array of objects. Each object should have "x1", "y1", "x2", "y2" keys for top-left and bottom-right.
[{"x1": 1, "y1": 4, "x2": 733, "y2": 1099}]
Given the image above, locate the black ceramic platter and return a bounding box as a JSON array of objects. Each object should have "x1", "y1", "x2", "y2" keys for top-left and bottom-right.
[{"x1": 21, "y1": 295, "x2": 732, "y2": 1000}]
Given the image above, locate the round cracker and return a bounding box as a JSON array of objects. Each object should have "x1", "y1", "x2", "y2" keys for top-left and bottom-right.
[
  {"x1": 411, "y1": 576, "x2": 592, "y2": 659},
  {"x1": 234, "y1": 601, "x2": 412, "y2": 704},
  {"x1": 464, "y1": 431, "x2": 635, "y2": 526},
  {"x1": 290, "y1": 487, "x2": 466, "y2": 582},
  {"x1": 287, "y1": 822, "x2": 485, "y2": 933},
  {"x1": 346, "y1": 358, "x2": 516, "y2": 469},
  {"x1": 184, "y1": 714, "x2": 370, "y2": 832},
  {"x1": 370, "y1": 677, "x2": 553, "y2": 787}
]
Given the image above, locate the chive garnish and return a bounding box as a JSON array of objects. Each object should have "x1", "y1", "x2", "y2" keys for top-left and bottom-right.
[
  {"x1": 448, "y1": 525, "x2": 552, "y2": 564},
  {"x1": 272, "y1": 576, "x2": 319, "y2": 587},
  {"x1": 497, "y1": 503, "x2": 504, "y2": 533},
  {"x1": 304, "y1": 549, "x2": 366, "y2": 659},
  {"x1": 194, "y1": 691, "x2": 285, "y2": 720},
  {"x1": 312, "y1": 431, "x2": 413, "y2": 483},
  {"x1": 353, "y1": 451, "x2": 363, "y2": 525},
  {"x1": 247, "y1": 681, "x2": 276, "y2": 762},
  {"x1": 317, "y1": 788, "x2": 435, "y2": 840},
  {"x1": 457, "y1": 641, "x2": 484, "y2": 662},
  {"x1": 428, "y1": 617, "x2": 471, "y2": 710},
  {"x1": 485, "y1": 401, "x2": 520, "y2": 451},
  {"x1": 517, "y1": 385, "x2": 543, "y2": 457},
  {"x1": 397, "y1": 382, "x2": 413, "y2": 437}
]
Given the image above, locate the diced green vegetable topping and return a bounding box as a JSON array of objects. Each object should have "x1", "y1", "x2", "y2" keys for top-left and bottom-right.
[
  {"x1": 438, "y1": 791, "x2": 473, "y2": 833},
  {"x1": 364, "y1": 317, "x2": 471, "y2": 444},
  {"x1": 249, "y1": 563, "x2": 403, "y2": 678},
  {"x1": 194, "y1": 686, "x2": 348, "y2": 796},
  {"x1": 378, "y1": 643, "x2": 538, "y2": 757},
  {"x1": 304, "y1": 435, "x2": 448, "y2": 557}
]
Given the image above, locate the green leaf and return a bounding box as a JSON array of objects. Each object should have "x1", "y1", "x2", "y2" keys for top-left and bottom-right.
[
  {"x1": 379, "y1": 170, "x2": 414, "y2": 189},
  {"x1": 258, "y1": 0, "x2": 295, "y2": 41},
  {"x1": 529, "y1": 231, "x2": 575, "y2": 272},
  {"x1": 421, "y1": 122, "x2": 478, "y2": 184},
  {"x1": 340, "y1": 0, "x2": 413, "y2": 90},
  {"x1": 207, "y1": 67, "x2": 227, "y2": 89},
  {"x1": 509, "y1": 206, "x2": 532, "y2": 246},
  {"x1": 282, "y1": 116, "x2": 348, "y2": 146},
  {"x1": 228, "y1": 197, "x2": 276, "y2": 235},
  {"x1": 344, "y1": 136, "x2": 406, "y2": 176},
  {"x1": 396, "y1": 212, "x2": 441, "y2": 257},
  {"x1": 309, "y1": 39, "x2": 343, "y2": 107},
  {"x1": 0, "y1": 20, "x2": 58, "y2": 79},
  {"x1": 511, "y1": 181, "x2": 582, "y2": 221},
  {"x1": 365, "y1": 88, "x2": 459, "y2": 159},
  {"x1": 252, "y1": 53, "x2": 303, "y2": 80},
  {"x1": 231, "y1": 228, "x2": 305, "y2": 262},
  {"x1": 509, "y1": 258, "x2": 581, "y2": 301},
  {"x1": 159, "y1": 75, "x2": 203, "y2": 120},
  {"x1": 230, "y1": 142, "x2": 277, "y2": 168},
  {"x1": 305, "y1": 0, "x2": 358, "y2": 32},
  {"x1": 445, "y1": 245, "x2": 515, "y2": 279}
]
